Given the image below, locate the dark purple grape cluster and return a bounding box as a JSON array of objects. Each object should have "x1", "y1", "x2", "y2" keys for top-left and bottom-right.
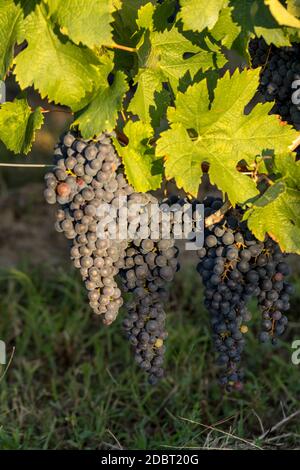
[
  {"x1": 249, "y1": 37, "x2": 300, "y2": 128},
  {"x1": 249, "y1": 37, "x2": 270, "y2": 68},
  {"x1": 44, "y1": 131, "x2": 134, "y2": 325},
  {"x1": 197, "y1": 196, "x2": 291, "y2": 391},
  {"x1": 257, "y1": 239, "x2": 291, "y2": 343},
  {"x1": 121, "y1": 238, "x2": 179, "y2": 384}
]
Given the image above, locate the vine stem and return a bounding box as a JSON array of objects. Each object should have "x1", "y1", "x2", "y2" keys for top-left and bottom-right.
[
  {"x1": 261, "y1": 44, "x2": 272, "y2": 72},
  {"x1": 104, "y1": 43, "x2": 136, "y2": 53},
  {"x1": 40, "y1": 107, "x2": 73, "y2": 114},
  {"x1": 205, "y1": 201, "x2": 232, "y2": 227},
  {"x1": 289, "y1": 134, "x2": 300, "y2": 152},
  {"x1": 0, "y1": 163, "x2": 53, "y2": 168},
  {"x1": 257, "y1": 174, "x2": 274, "y2": 186},
  {"x1": 116, "y1": 130, "x2": 129, "y2": 145}
]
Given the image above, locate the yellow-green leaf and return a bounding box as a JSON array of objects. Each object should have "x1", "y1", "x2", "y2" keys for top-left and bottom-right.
[
  {"x1": 46, "y1": 0, "x2": 114, "y2": 48},
  {"x1": 14, "y1": 5, "x2": 101, "y2": 109},
  {"x1": 179, "y1": 0, "x2": 228, "y2": 32},
  {"x1": 245, "y1": 182, "x2": 300, "y2": 254},
  {"x1": 113, "y1": 121, "x2": 162, "y2": 192},
  {"x1": 265, "y1": 0, "x2": 300, "y2": 27},
  {"x1": 0, "y1": 98, "x2": 44, "y2": 155},
  {"x1": 0, "y1": 0, "x2": 24, "y2": 79},
  {"x1": 73, "y1": 70, "x2": 128, "y2": 139},
  {"x1": 156, "y1": 69, "x2": 298, "y2": 204}
]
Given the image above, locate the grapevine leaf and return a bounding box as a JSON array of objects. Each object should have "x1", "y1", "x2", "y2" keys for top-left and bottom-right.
[
  {"x1": 45, "y1": 0, "x2": 114, "y2": 48},
  {"x1": 156, "y1": 123, "x2": 203, "y2": 196},
  {"x1": 179, "y1": 0, "x2": 228, "y2": 32},
  {"x1": 150, "y1": 88, "x2": 171, "y2": 129},
  {"x1": 14, "y1": 4, "x2": 101, "y2": 109},
  {"x1": 287, "y1": 0, "x2": 300, "y2": 16},
  {"x1": 167, "y1": 78, "x2": 210, "y2": 131},
  {"x1": 73, "y1": 70, "x2": 128, "y2": 139},
  {"x1": 254, "y1": 27, "x2": 291, "y2": 47},
  {"x1": 140, "y1": 26, "x2": 225, "y2": 90},
  {"x1": 136, "y1": 2, "x2": 155, "y2": 30},
  {"x1": 153, "y1": 0, "x2": 179, "y2": 31},
  {"x1": 264, "y1": 0, "x2": 300, "y2": 27},
  {"x1": 0, "y1": 98, "x2": 44, "y2": 155},
  {"x1": 113, "y1": 0, "x2": 155, "y2": 46},
  {"x1": 156, "y1": 69, "x2": 298, "y2": 204},
  {"x1": 245, "y1": 181, "x2": 300, "y2": 254},
  {"x1": 113, "y1": 121, "x2": 162, "y2": 192},
  {"x1": 128, "y1": 69, "x2": 162, "y2": 123},
  {"x1": 0, "y1": 0, "x2": 24, "y2": 79},
  {"x1": 229, "y1": 0, "x2": 291, "y2": 59},
  {"x1": 273, "y1": 152, "x2": 300, "y2": 189},
  {"x1": 131, "y1": 17, "x2": 225, "y2": 121},
  {"x1": 210, "y1": 7, "x2": 241, "y2": 49}
]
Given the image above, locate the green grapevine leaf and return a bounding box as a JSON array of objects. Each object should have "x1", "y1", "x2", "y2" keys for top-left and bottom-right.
[
  {"x1": 179, "y1": 0, "x2": 228, "y2": 32},
  {"x1": 0, "y1": 97, "x2": 44, "y2": 154},
  {"x1": 287, "y1": 0, "x2": 300, "y2": 16},
  {"x1": 0, "y1": 0, "x2": 24, "y2": 79},
  {"x1": 45, "y1": 0, "x2": 114, "y2": 48},
  {"x1": 264, "y1": 0, "x2": 300, "y2": 27},
  {"x1": 273, "y1": 152, "x2": 300, "y2": 189},
  {"x1": 141, "y1": 26, "x2": 225, "y2": 90},
  {"x1": 136, "y1": 2, "x2": 155, "y2": 30},
  {"x1": 254, "y1": 27, "x2": 291, "y2": 48},
  {"x1": 150, "y1": 88, "x2": 171, "y2": 129},
  {"x1": 113, "y1": 0, "x2": 155, "y2": 46},
  {"x1": 73, "y1": 68, "x2": 128, "y2": 139},
  {"x1": 229, "y1": 0, "x2": 291, "y2": 59},
  {"x1": 156, "y1": 123, "x2": 204, "y2": 197},
  {"x1": 113, "y1": 121, "x2": 162, "y2": 192},
  {"x1": 153, "y1": 0, "x2": 179, "y2": 31},
  {"x1": 14, "y1": 5, "x2": 101, "y2": 109},
  {"x1": 128, "y1": 69, "x2": 162, "y2": 123},
  {"x1": 131, "y1": 13, "x2": 225, "y2": 122},
  {"x1": 243, "y1": 153, "x2": 300, "y2": 253},
  {"x1": 245, "y1": 181, "x2": 300, "y2": 254},
  {"x1": 210, "y1": 7, "x2": 241, "y2": 49},
  {"x1": 156, "y1": 69, "x2": 298, "y2": 203}
]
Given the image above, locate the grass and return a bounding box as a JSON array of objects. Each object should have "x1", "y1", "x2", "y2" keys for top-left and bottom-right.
[{"x1": 0, "y1": 262, "x2": 300, "y2": 450}]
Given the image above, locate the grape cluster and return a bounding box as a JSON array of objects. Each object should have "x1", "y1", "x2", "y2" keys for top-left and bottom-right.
[
  {"x1": 249, "y1": 37, "x2": 300, "y2": 127},
  {"x1": 257, "y1": 239, "x2": 291, "y2": 343},
  {"x1": 45, "y1": 131, "x2": 292, "y2": 389},
  {"x1": 44, "y1": 131, "x2": 134, "y2": 324},
  {"x1": 197, "y1": 197, "x2": 252, "y2": 390},
  {"x1": 197, "y1": 196, "x2": 291, "y2": 391},
  {"x1": 248, "y1": 37, "x2": 270, "y2": 68},
  {"x1": 44, "y1": 132, "x2": 180, "y2": 382},
  {"x1": 121, "y1": 235, "x2": 179, "y2": 384}
]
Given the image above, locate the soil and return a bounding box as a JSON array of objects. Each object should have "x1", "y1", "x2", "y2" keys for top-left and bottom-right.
[{"x1": 0, "y1": 183, "x2": 69, "y2": 267}]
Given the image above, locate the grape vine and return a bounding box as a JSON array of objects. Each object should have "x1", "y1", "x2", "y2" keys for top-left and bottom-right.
[
  {"x1": 1, "y1": 0, "x2": 300, "y2": 389},
  {"x1": 250, "y1": 37, "x2": 300, "y2": 128},
  {"x1": 197, "y1": 196, "x2": 291, "y2": 391}
]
